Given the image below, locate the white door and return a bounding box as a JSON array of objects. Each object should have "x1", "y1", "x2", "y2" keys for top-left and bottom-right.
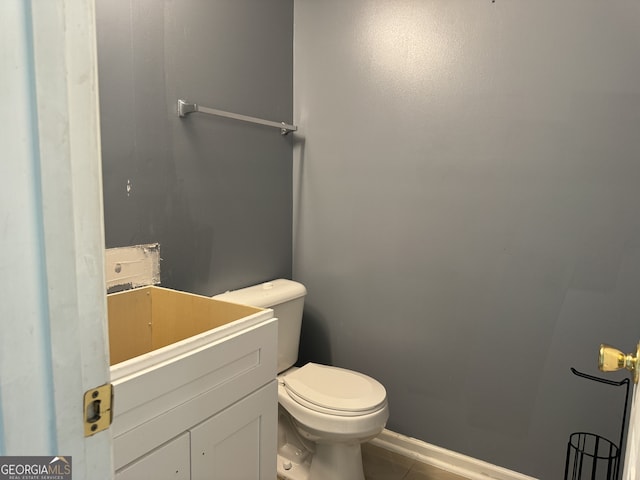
[
  {"x1": 1, "y1": 0, "x2": 112, "y2": 479},
  {"x1": 623, "y1": 379, "x2": 639, "y2": 479},
  {"x1": 599, "y1": 344, "x2": 640, "y2": 479}
]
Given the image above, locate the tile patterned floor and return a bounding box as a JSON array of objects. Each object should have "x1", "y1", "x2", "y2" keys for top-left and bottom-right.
[{"x1": 362, "y1": 443, "x2": 470, "y2": 480}]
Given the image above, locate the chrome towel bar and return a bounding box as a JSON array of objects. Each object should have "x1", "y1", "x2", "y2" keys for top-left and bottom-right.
[{"x1": 177, "y1": 99, "x2": 297, "y2": 135}]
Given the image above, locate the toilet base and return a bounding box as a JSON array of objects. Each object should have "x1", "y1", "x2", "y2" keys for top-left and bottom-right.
[
  {"x1": 277, "y1": 408, "x2": 367, "y2": 480},
  {"x1": 276, "y1": 451, "x2": 310, "y2": 480},
  {"x1": 278, "y1": 443, "x2": 365, "y2": 480},
  {"x1": 277, "y1": 406, "x2": 312, "y2": 480},
  {"x1": 277, "y1": 441, "x2": 365, "y2": 480},
  {"x1": 309, "y1": 442, "x2": 365, "y2": 480}
]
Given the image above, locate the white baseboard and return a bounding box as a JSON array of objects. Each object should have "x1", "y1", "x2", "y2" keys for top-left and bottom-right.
[{"x1": 369, "y1": 429, "x2": 538, "y2": 480}]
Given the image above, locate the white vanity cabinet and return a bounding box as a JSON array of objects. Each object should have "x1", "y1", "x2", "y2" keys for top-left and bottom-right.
[
  {"x1": 190, "y1": 381, "x2": 276, "y2": 479},
  {"x1": 115, "y1": 432, "x2": 190, "y2": 480},
  {"x1": 108, "y1": 286, "x2": 277, "y2": 480}
]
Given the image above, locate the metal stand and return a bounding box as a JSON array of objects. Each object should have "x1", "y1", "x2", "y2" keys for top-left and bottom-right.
[{"x1": 564, "y1": 368, "x2": 630, "y2": 480}]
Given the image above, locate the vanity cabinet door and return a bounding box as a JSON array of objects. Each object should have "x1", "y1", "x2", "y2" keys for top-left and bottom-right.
[
  {"x1": 190, "y1": 380, "x2": 277, "y2": 480},
  {"x1": 115, "y1": 432, "x2": 190, "y2": 480}
]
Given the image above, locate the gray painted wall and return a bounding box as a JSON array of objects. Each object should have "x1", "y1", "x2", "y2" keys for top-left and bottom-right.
[
  {"x1": 96, "y1": 0, "x2": 640, "y2": 476},
  {"x1": 96, "y1": 0, "x2": 293, "y2": 296},
  {"x1": 293, "y1": 1, "x2": 640, "y2": 477}
]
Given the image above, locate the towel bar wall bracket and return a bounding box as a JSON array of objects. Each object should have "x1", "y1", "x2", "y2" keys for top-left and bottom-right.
[{"x1": 177, "y1": 99, "x2": 296, "y2": 135}]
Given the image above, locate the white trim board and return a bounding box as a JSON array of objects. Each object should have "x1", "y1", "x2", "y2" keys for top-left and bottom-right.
[{"x1": 369, "y1": 429, "x2": 538, "y2": 480}]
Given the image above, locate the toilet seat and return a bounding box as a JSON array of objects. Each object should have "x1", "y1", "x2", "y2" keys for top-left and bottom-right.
[{"x1": 282, "y1": 363, "x2": 387, "y2": 417}]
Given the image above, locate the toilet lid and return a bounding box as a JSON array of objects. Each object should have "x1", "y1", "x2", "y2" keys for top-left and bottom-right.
[{"x1": 283, "y1": 363, "x2": 387, "y2": 415}]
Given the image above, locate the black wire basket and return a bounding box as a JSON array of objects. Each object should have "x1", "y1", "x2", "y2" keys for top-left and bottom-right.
[{"x1": 564, "y1": 432, "x2": 619, "y2": 480}]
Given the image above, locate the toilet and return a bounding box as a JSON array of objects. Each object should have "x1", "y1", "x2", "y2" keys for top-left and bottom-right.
[{"x1": 214, "y1": 279, "x2": 389, "y2": 480}]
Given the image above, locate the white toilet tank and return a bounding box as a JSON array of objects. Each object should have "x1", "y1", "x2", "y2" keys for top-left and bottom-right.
[{"x1": 213, "y1": 279, "x2": 307, "y2": 373}]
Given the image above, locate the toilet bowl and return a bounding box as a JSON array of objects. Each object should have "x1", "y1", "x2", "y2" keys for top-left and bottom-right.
[
  {"x1": 277, "y1": 363, "x2": 388, "y2": 480},
  {"x1": 213, "y1": 280, "x2": 388, "y2": 480}
]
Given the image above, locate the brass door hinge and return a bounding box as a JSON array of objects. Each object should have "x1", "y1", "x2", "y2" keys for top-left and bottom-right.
[{"x1": 84, "y1": 383, "x2": 113, "y2": 437}]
